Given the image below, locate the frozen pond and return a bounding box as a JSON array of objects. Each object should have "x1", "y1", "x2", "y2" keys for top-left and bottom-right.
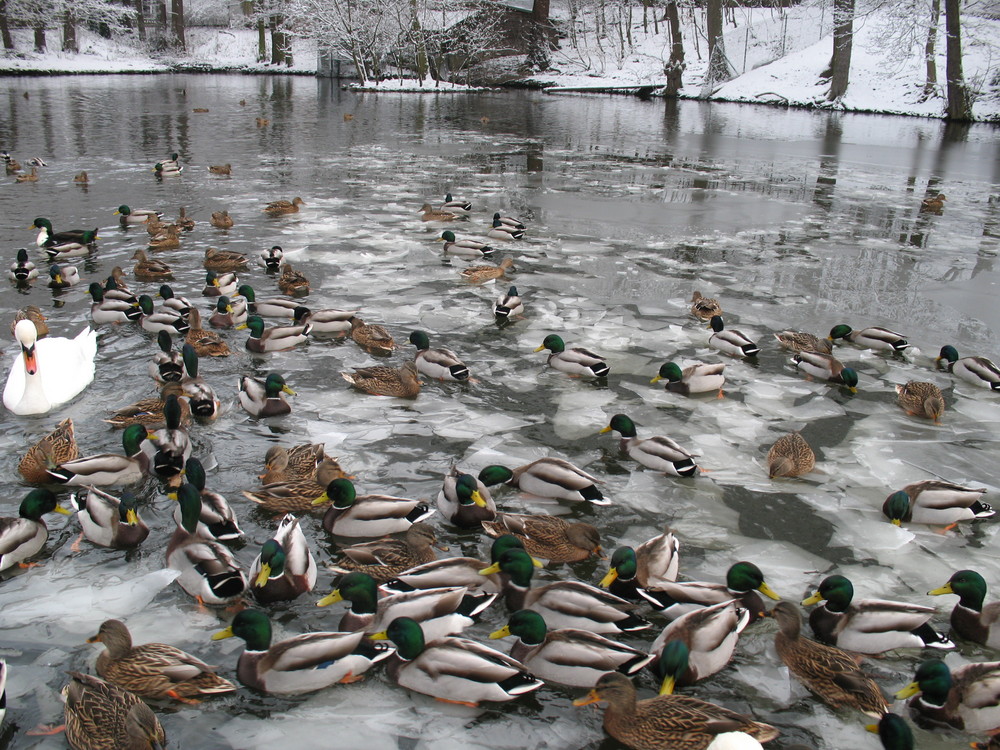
[{"x1": 1, "y1": 74, "x2": 1000, "y2": 750}]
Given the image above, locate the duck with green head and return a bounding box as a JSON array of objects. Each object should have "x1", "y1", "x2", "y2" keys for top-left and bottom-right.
[
  {"x1": 652, "y1": 600, "x2": 750, "y2": 694},
  {"x1": 409, "y1": 330, "x2": 470, "y2": 381},
  {"x1": 316, "y1": 478, "x2": 434, "y2": 538},
  {"x1": 31, "y1": 217, "x2": 98, "y2": 257},
  {"x1": 478, "y1": 458, "x2": 607, "y2": 505},
  {"x1": 601, "y1": 414, "x2": 698, "y2": 477},
  {"x1": 791, "y1": 351, "x2": 858, "y2": 391},
  {"x1": 238, "y1": 373, "x2": 295, "y2": 417},
  {"x1": 598, "y1": 528, "x2": 680, "y2": 609},
  {"x1": 895, "y1": 658, "x2": 1000, "y2": 732},
  {"x1": 652, "y1": 361, "x2": 725, "y2": 397},
  {"x1": 867, "y1": 714, "x2": 913, "y2": 750},
  {"x1": 176, "y1": 457, "x2": 242, "y2": 542},
  {"x1": 882, "y1": 481, "x2": 992, "y2": 527},
  {"x1": 239, "y1": 314, "x2": 311, "y2": 354},
  {"x1": 48, "y1": 423, "x2": 151, "y2": 486},
  {"x1": 0, "y1": 489, "x2": 71, "y2": 572},
  {"x1": 707, "y1": 316, "x2": 760, "y2": 358},
  {"x1": 249, "y1": 513, "x2": 316, "y2": 604},
  {"x1": 936, "y1": 345, "x2": 1000, "y2": 390},
  {"x1": 929, "y1": 570, "x2": 1000, "y2": 649},
  {"x1": 829, "y1": 324, "x2": 908, "y2": 352},
  {"x1": 534, "y1": 334, "x2": 609, "y2": 377},
  {"x1": 436, "y1": 468, "x2": 496, "y2": 528},
  {"x1": 493, "y1": 285, "x2": 523, "y2": 320},
  {"x1": 653, "y1": 561, "x2": 780, "y2": 624},
  {"x1": 115, "y1": 205, "x2": 162, "y2": 226},
  {"x1": 236, "y1": 284, "x2": 300, "y2": 318},
  {"x1": 75, "y1": 487, "x2": 148, "y2": 550},
  {"x1": 439, "y1": 230, "x2": 494, "y2": 257}
]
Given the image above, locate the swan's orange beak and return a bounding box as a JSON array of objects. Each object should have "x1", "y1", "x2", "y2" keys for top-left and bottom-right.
[{"x1": 22, "y1": 343, "x2": 37, "y2": 375}]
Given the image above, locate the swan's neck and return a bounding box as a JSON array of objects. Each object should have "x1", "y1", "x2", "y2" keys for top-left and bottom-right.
[{"x1": 17, "y1": 352, "x2": 51, "y2": 414}]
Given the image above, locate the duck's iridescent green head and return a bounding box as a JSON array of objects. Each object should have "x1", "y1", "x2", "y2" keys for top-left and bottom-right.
[
  {"x1": 535, "y1": 334, "x2": 566, "y2": 354},
  {"x1": 839, "y1": 367, "x2": 859, "y2": 390},
  {"x1": 488, "y1": 534, "x2": 525, "y2": 563},
  {"x1": 16, "y1": 247, "x2": 30, "y2": 264},
  {"x1": 255, "y1": 539, "x2": 287, "y2": 585},
  {"x1": 802, "y1": 574, "x2": 853, "y2": 612},
  {"x1": 18, "y1": 488, "x2": 67, "y2": 520},
  {"x1": 869, "y1": 713, "x2": 913, "y2": 750},
  {"x1": 118, "y1": 491, "x2": 141, "y2": 526},
  {"x1": 937, "y1": 345, "x2": 959, "y2": 364},
  {"x1": 122, "y1": 424, "x2": 149, "y2": 456},
  {"x1": 894, "y1": 659, "x2": 951, "y2": 705},
  {"x1": 652, "y1": 362, "x2": 683, "y2": 384},
  {"x1": 162, "y1": 394, "x2": 182, "y2": 430},
  {"x1": 137, "y1": 294, "x2": 155, "y2": 315},
  {"x1": 929, "y1": 569, "x2": 987, "y2": 611},
  {"x1": 264, "y1": 373, "x2": 294, "y2": 397},
  {"x1": 507, "y1": 286, "x2": 518, "y2": 297},
  {"x1": 32, "y1": 217, "x2": 53, "y2": 231},
  {"x1": 409, "y1": 330, "x2": 431, "y2": 351},
  {"x1": 708, "y1": 315, "x2": 726, "y2": 333},
  {"x1": 116, "y1": 205, "x2": 132, "y2": 216},
  {"x1": 480, "y1": 548, "x2": 536, "y2": 587},
  {"x1": 478, "y1": 465, "x2": 514, "y2": 487},
  {"x1": 883, "y1": 490, "x2": 912, "y2": 525},
  {"x1": 317, "y1": 571, "x2": 378, "y2": 612},
  {"x1": 184, "y1": 457, "x2": 207, "y2": 491},
  {"x1": 216, "y1": 296, "x2": 233, "y2": 313},
  {"x1": 829, "y1": 324, "x2": 853, "y2": 340},
  {"x1": 440, "y1": 230, "x2": 457, "y2": 242},
  {"x1": 600, "y1": 546, "x2": 638, "y2": 587},
  {"x1": 243, "y1": 315, "x2": 266, "y2": 338},
  {"x1": 292, "y1": 306, "x2": 310, "y2": 325},
  {"x1": 211, "y1": 608, "x2": 272, "y2": 651},
  {"x1": 315, "y1": 478, "x2": 357, "y2": 509},
  {"x1": 726, "y1": 561, "x2": 779, "y2": 599},
  {"x1": 454, "y1": 473, "x2": 487, "y2": 507},
  {"x1": 490, "y1": 609, "x2": 547, "y2": 645},
  {"x1": 158, "y1": 284, "x2": 175, "y2": 300},
  {"x1": 370, "y1": 617, "x2": 425, "y2": 660},
  {"x1": 237, "y1": 284, "x2": 256, "y2": 302},
  {"x1": 603, "y1": 414, "x2": 637, "y2": 438},
  {"x1": 88, "y1": 282, "x2": 105, "y2": 301},
  {"x1": 154, "y1": 330, "x2": 172, "y2": 355},
  {"x1": 181, "y1": 343, "x2": 199, "y2": 378},
  {"x1": 656, "y1": 640, "x2": 690, "y2": 695},
  {"x1": 205, "y1": 270, "x2": 220, "y2": 286},
  {"x1": 175, "y1": 483, "x2": 203, "y2": 534}
]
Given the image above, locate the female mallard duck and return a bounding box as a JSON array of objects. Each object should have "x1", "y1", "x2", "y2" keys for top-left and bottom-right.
[
  {"x1": 63, "y1": 671, "x2": 166, "y2": 750},
  {"x1": 131, "y1": 250, "x2": 173, "y2": 283},
  {"x1": 73, "y1": 171, "x2": 89, "y2": 184},
  {"x1": 441, "y1": 193, "x2": 472, "y2": 213},
  {"x1": 315, "y1": 478, "x2": 434, "y2": 537},
  {"x1": 332, "y1": 523, "x2": 442, "y2": 582},
  {"x1": 208, "y1": 296, "x2": 245, "y2": 329},
  {"x1": 19, "y1": 417, "x2": 78, "y2": 483},
  {"x1": 791, "y1": 351, "x2": 858, "y2": 391},
  {"x1": 292, "y1": 305, "x2": 357, "y2": 335},
  {"x1": 73, "y1": 487, "x2": 149, "y2": 549},
  {"x1": 143, "y1": 215, "x2": 165, "y2": 236},
  {"x1": 439, "y1": 230, "x2": 494, "y2": 257},
  {"x1": 14, "y1": 166, "x2": 38, "y2": 183},
  {"x1": 349, "y1": 316, "x2": 395, "y2": 354},
  {"x1": 202, "y1": 270, "x2": 238, "y2": 297},
  {"x1": 167, "y1": 484, "x2": 247, "y2": 605},
  {"x1": 829, "y1": 324, "x2": 909, "y2": 352},
  {"x1": 260, "y1": 245, "x2": 283, "y2": 272},
  {"x1": 47, "y1": 263, "x2": 80, "y2": 289},
  {"x1": 481, "y1": 547, "x2": 650, "y2": 634},
  {"x1": 89, "y1": 283, "x2": 137, "y2": 325},
  {"x1": 240, "y1": 315, "x2": 311, "y2": 353},
  {"x1": 708, "y1": 316, "x2": 759, "y2": 358},
  {"x1": 652, "y1": 601, "x2": 750, "y2": 694},
  {"x1": 535, "y1": 334, "x2": 610, "y2": 377},
  {"x1": 801, "y1": 574, "x2": 952, "y2": 653},
  {"x1": 179, "y1": 344, "x2": 219, "y2": 419},
  {"x1": 176, "y1": 457, "x2": 242, "y2": 541},
  {"x1": 882, "y1": 481, "x2": 992, "y2": 526},
  {"x1": 239, "y1": 373, "x2": 295, "y2": 417},
  {"x1": 773, "y1": 330, "x2": 832, "y2": 354},
  {"x1": 487, "y1": 215, "x2": 524, "y2": 240},
  {"x1": 115, "y1": 205, "x2": 162, "y2": 226},
  {"x1": 185, "y1": 309, "x2": 230, "y2": 357},
  {"x1": 10, "y1": 247, "x2": 38, "y2": 282},
  {"x1": 461, "y1": 257, "x2": 514, "y2": 283},
  {"x1": 210, "y1": 210, "x2": 234, "y2": 229},
  {"x1": 176, "y1": 206, "x2": 195, "y2": 230},
  {"x1": 104, "y1": 382, "x2": 191, "y2": 431},
  {"x1": 88, "y1": 618, "x2": 235, "y2": 702},
  {"x1": 148, "y1": 331, "x2": 183, "y2": 384},
  {"x1": 371, "y1": 616, "x2": 542, "y2": 705},
  {"x1": 652, "y1": 561, "x2": 780, "y2": 624},
  {"x1": 766, "y1": 432, "x2": 815, "y2": 478},
  {"x1": 494, "y1": 286, "x2": 524, "y2": 320},
  {"x1": 136, "y1": 296, "x2": 188, "y2": 336},
  {"x1": 652, "y1": 362, "x2": 726, "y2": 397},
  {"x1": 147, "y1": 225, "x2": 181, "y2": 250},
  {"x1": 598, "y1": 529, "x2": 680, "y2": 608},
  {"x1": 3, "y1": 319, "x2": 98, "y2": 416},
  {"x1": 936, "y1": 345, "x2": 1000, "y2": 390},
  {"x1": 263, "y1": 197, "x2": 304, "y2": 216},
  {"x1": 478, "y1": 458, "x2": 606, "y2": 505},
  {"x1": 481, "y1": 512, "x2": 601, "y2": 563},
  {"x1": 895, "y1": 658, "x2": 1000, "y2": 732},
  {"x1": 437, "y1": 469, "x2": 497, "y2": 528},
  {"x1": 242, "y1": 461, "x2": 348, "y2": 516},
  {"x1": 204, "y1": 247, "x2": 249, "y2": 272},
  {"x1": 896, "y1": 381, "x2": 945, "y2": 422},
  {"x1": 48, "y1": 424, "x2": 151, "y2": 486},
  {"x1": 342, "y1": 362, "x2": 421, "y2": 398},
  {"x1": 773, "y1": 601, "x2": 889, "y2": 717},
  {"x1": 419, "y1": 203, "x2": 458, "y2": 222},
  {"x1": 489, "y1": 609, "x2": 652, "y2": 688},
  {"x1": 10, "y1": 305, "x2": 49, "y2": 338},
  {"x1": 0, "y1": 489, "x2": 71, "y2": 572},
  {"x1": 573, "y1": 672, "x2": 778, "y2": 750},
  {"x1": 208, "y1": 164, "x2": 231, "y2": 175},
  {"x1": 690, "y1": 291, "x2": 722, "y2": 320},
  {"x1": 260, "y1": 443, "x2": 326, "y2": 483},
  {"x1": 601, "y1": 414, "x2": 698, "y2": 477},
  {"x1": 409, "y1": 330, "x2": 470, "y2": 381},
  {"x1": 249, "y1": 513, "x2": 317, "y2": 604},
  {"x1": 278, "y1": 263, "x2": 310, "y2": 297},
  {"x1": 211, "y1": 609, "x2": 392, "y2": 693},
  {"x1": 929, "y1": 570, "x2": 1000, "y2": 649},
  {"x1": 920, "y1": 193, "x2": 947, "y2": 212},
  {"x1": 237, "y1": 284, "x2": 300, "y2": 318}
]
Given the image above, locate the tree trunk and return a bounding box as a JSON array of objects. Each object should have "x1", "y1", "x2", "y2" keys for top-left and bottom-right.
[
  {"x1": 34, "y1": 24, "x2": 45, "y2": 52},
  {"x1": 944, "y1": 0, "x2": 971, "y2": 120},
  {"x1": 663, "y1": 1, "x2": 684, "y2": 96},
  {"x1": 705, "y1": 0, "x2": 732, "y2": 83},
  {"x1": 171, "y1": 0, "x2": 185, "y2": 49},
  {"x1": 410, "y1": 0, "x2": 428, "y2": 80},
  {"x1": 134, "y1": 0, "x2": 146, "y2": 41},
  {"x1": 257, "y1": 15, "x2": 267, "y2": 62},
  {"x1": 270, "y1": 17, "x2": 282, "y2": 64},
  {"x1": 0, "y1": 0, "x2": 14, "y2": 50},
  {"x1": 62, "y1": 9, "x2": 77, "y2": 52},
  {"x1": 529, "y1": 0, "x2": 552, "y2": 70},
  {"x1": 827, "y1": 0, "x2": 853, "y2": 101},
  {"x1": 922, "y1": 0, "x2": 939, "y2": 98}
]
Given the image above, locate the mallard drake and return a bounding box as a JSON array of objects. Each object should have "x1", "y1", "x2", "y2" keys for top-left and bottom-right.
[
  {"x1": 436, "y1": 469, "x2": 497, "y2": 528},
  {"x1": 249, "y1": 513, "x2": 318, "y2": 604},
  {"x1": 104, "y1": 268, "x2": 135, "y2": 303},
  {"x1": 599, "y1": 529, "x2": 680, "y2": 608},
  {"x1": 315, "y1": 478, "x2": 435, "y2": 537},
  {"x1": 131, "y1": 251, "x2": 172, "y2": 283},
  {"x1": 896, "y1": 381, "x2": 945, "y2": 422},
  {"x1": 48, "y1": 424, "x2": 151, "y2": 486},
  {"x1": 487, "y1": 215, "x2": 524, "y2": 240},
  {"x1": 14, "y1": 166, "x2": 38, "y2": 182},
  {"x1": 573, "y1": 672, "x2": 778, "y2": 750},
  {"x1": 481, "y1": 547, "x2": 650, "y2": 633},
  {"x1": 482, "y1": 513, "x2": 601, "y2": 563},
  {"x1": 690, "y1": 291, "x2": 722, "y2": 320},
  {"x1": 31, "y1": 218, "x2": 98, "y2": 255},
  {"x1": 211, "y1": 609, "x2": 392, "y2": 693},
  {"x1": 180, "y1": 344, "x2": 219, "y2": 419},
  {"x1": 47, "y1": 263, "x2": 80, "y2": 289},
  {"x1": 767, "y1": 432, "x2": 815, "y2": 478},
  {"x1": 774, "y1": 330, "x2": 832, "y2": 354},
  {"x1": 136, "y1": 295, "x2": 187, "y2": 336},
  {"x1": 492, "y1": 211, "x2": 525, "y2": 230},
  {"x1": 88, "y1": 618, "x2": 235, "y2": 702},
  {"x1": 342, "y1": 361, "x2": 421, "y2": 398},
  {"x1": 184, "y1": 309, "x2": 229, "y2": 357},
  {"x1": 419, "y1": 203, "x2": 459, "y2": 222},
  {"x1": 331, "y1": 523, "x2": 443, "y2": 582},
  {"x1": 242, "y1": 461, "x2": 348, "y2": 516},
  {"x1": 652, "y1": 601, "x2": 750, "y2": 694},
  {"x1": 19, "y1": 417, "x2": 78, "y2": 483},
  {"x1": 882, "y1": 481, "x2": 992, "y2": 526},
  {"x1": 260, "y1": 245, "x2": 283, "y2": 272},
  {"x1": 349, "y1": 316, "x2": 395, "y2": 354},
  {"x1": 263, "y1": 197, "x2": 304, "y2": 216},
  {"x1": 409, "y1": 330, "x2": 469, "y2": 381},
  {"x1": 73, "y1": 487, "x2": 149, "y2": 549},
  {"x1": 920, "y1": 193, "x2": 946, "y2": 212},
  {"x1": 236, "y1": 284, "x2": 300, "y2": 318},
  {"x1": 441, "y1": 193, "x2": 472, "y2": 213},
  {"x1": 479, "y1": 458, "x2": 607, "y2": 505},
  {"x1": 439, "y1": 230, "x2": 494, "y2": 257},
  {"x1": 936, "y1": 345, "x2": 1000, "y2": 390},
  {"x1": 88, "y1": 283, "x2": 137, "y2": 325},
  {"x1": 173, "y1": 457, "x2": 242, "y2": 541},
  {"x1": 104, "y1": 382, "x2": 191, "y2": 431},
  {"x1": 148, "y1": 330, "x2": 183, "y2": 384},
  {"x1": 489, "y1": 609, "x2": 652, "y2": 688},
  {"x1": 801, "y1": 574, "x2": 952, "y2": 653},
  {"x1": 167, "y1": 483, "x2": 247, "y2": 605},
  {"x1": 652, "y1": 362, "x2": 725, "y2": 397},
  {"x1": 3, "y1": 320, "x2": 97, "y2": 416},
  {"x1": 829, "y1": 324, "x2": 908, "y2": 352},
  {"x1": 204, "y1": 247, "x2": 249, "y2": 272},
  {"x1": 147, "y1": 224, "x2": 180, "y2": 250},
  {"x1": 176, "y1": 206, "x2": 195, "y2": 230},
  {"x1": 202, "y1": 270, "x2": 238, "y2": 298},
  {"x1": 278, "y1": 263, "x2": 310, "y2": 297},
  {"x1": 240, "y1": 315, "x2": 311, "y2": 353},
  {"x1": 208, "y1": 164, "x2": 231, "y2": 175},
  {"x1": 239, "y1": 373, "x2": 295, "y2": 417},
  {"x1": 652, "y1": 561, "x2": 780, "y2": 624},
  {"x1": 929, "y1": 570, "x2": 1000, "y2": 649},
  {"x1": 292, "y1": 305, "x2": 357, "y2": 335},
  {"x1": 601, "y1": 414, "x2": 697, "y2": 477},
  {"x1": 0, "y1": 489, "x2": 71, "y2": 572},
  {"x1": 535, "y1": 334, "x2": 610, "y2": 377},
  {"x1": 147, "y1": 393, "x2": 192, "y2": 481},
  {"x1": 371, "y1": 616, "x2": 541, "y2": 705},
  {"x1": 791, "y1": 351, "x2": 858, "y2": 391},
  {"x1": 9, "y1": 305, "x2": 48, "y2": 338},
  {"x1": 115, "y1": 205, "x2": 162, "y2": 226},
  {"x1": 159, "y1": 152, "x2": 180, "y2": 169},
  {"x1": 152, "y1": 161, "x2": 182, "y2": 177},
  {"x1": 896, "y1": 658, "x2": 1000, "y2": 732},
  {"x1": 260, "y1": 443, "x2": 326, "y2": 483},
  {"x1": 708, "y1": 316, "x2": 759, "y2": 358},
  {"x1": 494, "y1": 285, "x2": 524, "y2": 320},
  {"x1": 10, "y1": 247, "x2": 37, "y2": 282},
  {"x1": 381, "y1": 544, "x2": 515, "y2": 597},
  {"x1": 867, "y1": 714, "x2": 912, "y2": 750},
  {"x1": 461, "y1": 257, "x2": 515, "y2": 283},
  {"x1": 210, "y1": 210, "x2": 234, "y2": 229},
  {"x1": 208, "y1": 296, "x2": 246, "y2": 329},
  {"x1": 62, "y1": 671, "x2": 165, "y2": 750}
]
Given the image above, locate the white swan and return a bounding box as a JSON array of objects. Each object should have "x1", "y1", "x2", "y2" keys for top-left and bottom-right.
[{"x1": 3, "y1": 319, "x2": 97, "y2": 415}]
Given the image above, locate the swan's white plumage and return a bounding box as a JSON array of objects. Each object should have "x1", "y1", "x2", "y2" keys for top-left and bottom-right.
[{"x1": 3, "y1": 320, "x2": 97, "y2": 415}]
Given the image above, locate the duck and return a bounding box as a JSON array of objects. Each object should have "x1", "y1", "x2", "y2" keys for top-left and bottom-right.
[
  {"x1": 30, "y1": 217, "x2": 95, "y2": 249},
  {"x1": 493, "y1": 285, "x2": 524, "y2": 320},
  {"x1": 492, "y1": 211, "x2": 525, "y2": 230},
  {"x1": 260, "y1": 443, "x2": 326, "y2": 483},
  {"x1": 349, "y1": 316, "x2": 395, "y2": 354},
  {"x1": 535, "y1": 334, "x2": 610, "y2": 377},
  {"x1": 210, "y1": 210, "x2": 234, "y2": 229},
  {"x1": 180, "y1": 344, "x2": 219, "y2": 419},
  {"x1": 690, "y1": 291, "x2": 723, "y2": 320},
  {"x1": 62, "y1": 671, "x2": 166, "y2": 750},
  {"x1": 436, "y1": 469, "x2": 497, "y2": 528},
  {"x1": 342, "y1": 361, "x2": 421, "y2": 398},
  {"x1": 208, "y1": 296, "x2": 246, "y2": 329},
  {"x1": 146, "y1": 394, "x2": 192, "y2": 481},
  {"x1": 409, "y1": 330, "x2": 469, "y2": 381},
  {"x1": 136, "y1": 295, "x2": 188, "y2": 336},
  {"x1": 651, "y1": 561, "x2": 780, "y2": 624},
  {"x1": 87, "y1": 284, "x2": 138, "y2": 325},
  {"x1": 572, "y1": 672, "x2": 778, "y2": 750},
  {"x1": 601, "y1": 414, "x2": 697, "y2": 477},
  {"x1": 481, "y1": 512, "x2": 601, "y2": 563},
  {"x1": 152, "y1": 161, "x2": 182, "y2": 177},
  {"x1": 292, "y1": 305, "x2": 357, "y2": 335},
  {"x1": 185, "y1": 308, "x2": 230, "y2": 357},
  {"x1": 652, "y1": 362, "x2": 726, "y2": 396},
  {"x1": 103, "y1": 268, "x2": 135, "y2": 303},
  {"x1": 73, "y1": 171, "x2": 89, "y2": 184},
  {"x1": 87, "y1": 618, "x2": 235, "y2": 702},
  {"x1": 239, "y1": 373, "x2": 295, "y2": 417},
  {"x1": 707, "y1": 316, "x2": 759, "y2": 358},
  {"x1": 208, "y1": 163, "x2": 231, "y2": 175},
  {"x1": 19, "y1": 417, "x2": 78, "y2": 483},
  {"x1": 148, "y1": 330, "x2": 183, "y2": 384},
  {"x1": 598, "y1": 529, "x2": 681, "y2": 608},
  {"x1": 9, "y1": 248, "x2": 37, "y2": 282},
  {"x1": 481, "y1": 547, "x2": 650, "y2": 634},
  {"x1": 370, "y1": 617, "x2": 542, "y2": 705},
  {"x1": 249, "y1": 514, "x2": 318, "y2": 604},
  {"x1": 9, "y1": 305, "x2": 48, "y2": 338},
  {"x1": 315, "y1": 478, "x2": 435, "y2": 537},
  {"x1": 3, "y1": 154, "x2": 20, "y2": 173},
  {"x1": 0, "y1": 489, "x2": 71, "y2": 572},
  {"x1": 829, "y1": 324, "x2": 909, "y2": 352},
  {"x1": 175, "y1": 457, "x2": 242, "y2": 542},
  {"x1": 260, "y1": 245, "x2": 283, "y2": 272},
  {"x1": 277, "y1": 262, "x2": 310, "y2": 297},
  {"x1": 791, "y1": 351, "x2": 858, "y2": 391},
  {"x1": 176, "y1": 206, "x2": 195, "y2": 230},
  {"x1": 237, "y1": 284, "x2": 300, "y2": 318},
  {"x1": 801, "y1": 574, "x2": 952, "y2": 654},
  {"x1": 920, "y1": 193, "x2": 947, "y2": 212},
  {"x1": 461, "y1": 257, "x2": 515, "y2": 283},
  {"x1": 896, "y1": 381, "x2": 945, "y2": 422},
  {"x1": 882, "y1": 480, "x2": 992, "y2": 526},
  {"x1": 242, "y1": 461, "x2": 349, "y2": 516},
  {"x1": 419, "y1": 203, "x2": 458, "y2": 222},
  {"x1": 263, "y1": 197, "x2": 304, "y2": 216},
  {"x1": 895, "y1": 658, "x2": 1000, "y2": 732},
  {"x1": 488, "y1": 215, "x2": 524, "y2": 240},
  {"x1": 157, "y1": 284, "x2": 193, "y2": 315},
  {"x1": 652, "y1": 601, "x2": 750, "y2": 694},
  {"x1": 147, "y1": 224, "x2": 181, "y2": 250},
  {"x1": 73, "y1": 487, "x2": 149, "y2": 549},
  {"x1": 48, "y1": 424, "x2": 151, "y2": 486},
  {"x1": 202, "y1": 270, "x2": 238, "y2": 297},
  {"x1": 115, "y1": 205, "x2": 162, "y2": 226},
  {"x1": 489, "y1": 609, "x2": 652, "y2": 688},
  {"x1": 240, "y1": 315, "x2": 311, "y2": 353},
  {"x1": 143, "y1": 214, "x2": 166, "y2": 236},
  {"x1": 478, "y1": 458, "x2": 607, "y2": 505},
  {"x1": 868, "y1": 714, "x2": 913, "y2": 750},
  {"x1": 439, "y1": 230, "x2": 494, "y2": 257},
  {"x1": 131, "y1": 250, "x2": 173, "y2": 282},
  {"x1": 773, "y1": 330, "x2": 832, "y2": 354},
  {"x1": 3, "y1": 319, "x2": 97, "y2": 416},
  {"x1": 441, "y1": 193, "x2": 472, "y2": 213},
  {"x1": 159, "y1": 152, "x2": 180, "y2": 169},
  {"x1": 211, "y1": 608, "x2": 393, "y2": 693},
  {"x1": 331, "y1": 523, "x2": 443, "y2": 582},
  {"x1": 104, "y1": 382, "x2": 191, "y2": 431},
  {"x1": 14, "y1": 166, "x2": 38, "y2": 182},
  {"x1": 936, "y1": 345, "x2": 1000, "y2": 390},
  {"x1": 380, "y1": 539, "x2": 526, "y2": 597},
  {"x1": 928, "y1": 570, "x2": 1000, "y2": 649},
  {"x1": 204, "y1": 247, "x2": 248, "y2": 272},
  {"x1": 766, "y1": 432, "x2": 815, "y2": 478}
]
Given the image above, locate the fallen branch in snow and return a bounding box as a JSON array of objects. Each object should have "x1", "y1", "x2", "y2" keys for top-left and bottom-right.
[{"x1": 755, "y1": 91, "x2": 789, "y2": 103}]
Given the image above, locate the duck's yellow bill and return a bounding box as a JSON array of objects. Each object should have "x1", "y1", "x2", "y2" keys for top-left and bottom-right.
[
  {"x1": 489, "y1": 625, "x2": 511, "y2": 640},
  {"x1": 312, "y1": 492, "x2": 331, "y2": 506},
  {"x1": 658, "y1": 675, "x2": 675, "y2": 696},
  {"x1": 758, "y1": 582, "x2": 781, "y2": 601},
  {"x1": 599, "y1": 568, "x2": 619, "y2": 588},
  {"x1": 479, "y1": 562, "x2": 502, "y2": 576},
  {"x1": 255, "y1": 564, "x2": 272, "y2": 587},
  {"x1": 801, "y1": 592, "x2": 823, "y2": 606},
  {"x1": 894, "y1": 682, "x2": 921, "y2": 700},
  {"x1": 928, "y1": 583, "x2": 953, "y2": 596},
  {"x1": 211, "y1": 626, "x2": 235, "y2": 641},
  {"x1": 316, "y1": 590, "x2": 343, "y2": 607},
  {"x1": 369, "y1": 630, "x2": 388, "y2": 640}
]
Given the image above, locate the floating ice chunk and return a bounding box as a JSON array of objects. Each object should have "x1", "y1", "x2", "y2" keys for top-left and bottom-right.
[{"x1": 551, "y1": 388, "x2": 618, "y2": 440}]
